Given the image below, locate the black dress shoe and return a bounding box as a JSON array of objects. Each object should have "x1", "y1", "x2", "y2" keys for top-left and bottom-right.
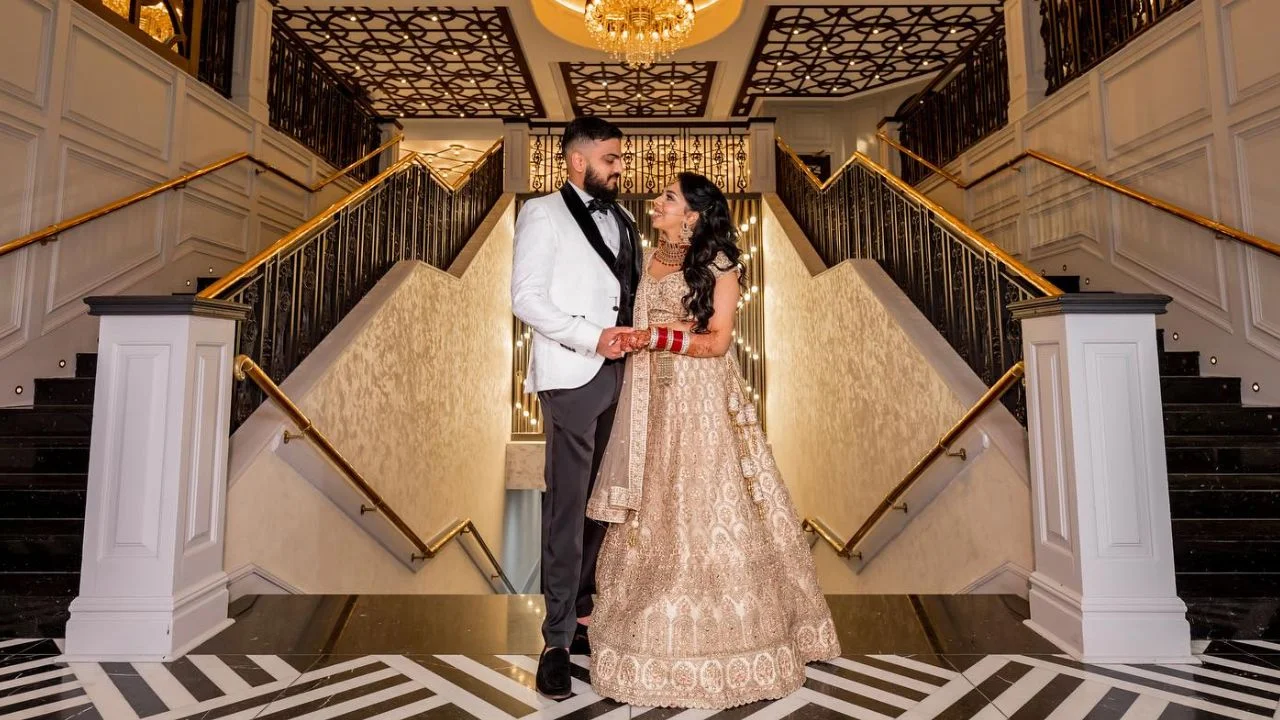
[
  {"x1": 570, "y1": 623, "x2": 591, "y2": 656},
  {"x1": 536, "y1": 647, "x2": 572, "y2": 700}
]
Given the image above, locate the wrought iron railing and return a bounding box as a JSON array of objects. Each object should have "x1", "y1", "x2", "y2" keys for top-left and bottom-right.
[
  {"x1": 200, "y1": 142, "x2": 505, "y2": 428},
  {"x1": 75, "y1": 0, "x2": 237, "y2": 97},
  {"x1": 268, "y1": 18, "x2": 386, "y2": 182},
  {"x1": 894, "y1": 16, "x2": 1009, "y2": 186},
  {"x1": 776, "y1": 140, "x2": 1061, "y2": 423},
  {"x1": 529, "y1": 123, "x2": 750, "y2": 196},
  {"x1": 1040, "y1": 0, "x2": 1196, "y2": 95},
  {"x1": 511, "y1": 194, "x2": 766, "y2": 438},
  {"x1": 196, "y1": 0, "x2": 237, "y2": 96}
]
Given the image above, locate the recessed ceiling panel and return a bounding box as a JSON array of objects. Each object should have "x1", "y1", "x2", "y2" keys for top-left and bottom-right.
[
  {"x1": 734, "y1": 4, "x2": 1002, "y2": 115},
  {"x1": 275, "y1": 6, "x2": 545, "y2": 119},
  {"x1": 561, "y1": 62, "x2": 717, "y2": 118}
]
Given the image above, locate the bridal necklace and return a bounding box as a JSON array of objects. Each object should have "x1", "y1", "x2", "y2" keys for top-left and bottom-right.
[{"x1": 654, "y1": 240, "x2": 689, "y2": 267}]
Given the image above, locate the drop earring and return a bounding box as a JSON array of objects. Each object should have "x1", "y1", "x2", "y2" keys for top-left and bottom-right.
[{"x1": 679, "y1": 219, "x2": 693, "y2": 245}]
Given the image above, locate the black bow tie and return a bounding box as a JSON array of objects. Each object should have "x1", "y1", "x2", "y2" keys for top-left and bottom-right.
[{"x1": 586, "y1": 198, "x2": 616, "y2": 216}]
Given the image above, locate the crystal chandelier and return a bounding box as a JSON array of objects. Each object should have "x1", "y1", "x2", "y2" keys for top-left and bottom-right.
[{"x1": 584, "y1": 0, "x2": 696, "y2": 69}]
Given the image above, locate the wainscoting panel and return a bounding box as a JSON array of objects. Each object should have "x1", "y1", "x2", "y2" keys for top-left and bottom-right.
[
  {"x1": 0, "y1": 0, "x2": 54, "y2": 110},
  {"x1": 1221, "y1": 0, "x2": 1280, "y2": 106},
  {"x1": 62, "y1": 23, "x2": 175, "y2": 160},
  {"x1": 177, "y1": 189, "x2": 253, "y2": 259},
  {"x1": 183, "y1": 92, "x2": 255, "y2": 168},
  {"x1": 1100, "y1": 18, "x2": 1211, "y2": 158},
  {"x1": 1023, "y1": 85, "x2": 1096, "y2": 166},
  {"x1": 1025, "y1": 182, "x2": 1098, "y2": 257}
]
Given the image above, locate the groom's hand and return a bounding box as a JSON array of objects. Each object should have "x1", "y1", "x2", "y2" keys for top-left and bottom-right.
[{"x1": 596, "y1": 327, "x2": 632, "y2": 360}]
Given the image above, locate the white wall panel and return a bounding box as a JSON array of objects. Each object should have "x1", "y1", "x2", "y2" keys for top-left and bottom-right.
[
  {"x1": 62, "y1": 24, "x2": 174, "y2": 159},
  {"x1": 1221, "y1": 0, "x2": 1280, "y2": 105},
  {"x1": 1024, "y1": 87, "x2": 1096, "y2": 166},
  {"x1": 45, "y1": 145, "x2": 164, "y2": 324},
  {"x1": 177, "y1": 190, "x2": 251, "y2": 258},
  {"x1": 182, "y1": 94, "x2": 253, "y2": 168},
  {"x1": 1026, "y1": 184, "x2": 1098, "y2": 257},
  {"x1": 1101, "y1": 22, "x2": 1210, "y2": 157},
  {"x1": 1, "y1": 0, "x2": 54, "y2": 109}
]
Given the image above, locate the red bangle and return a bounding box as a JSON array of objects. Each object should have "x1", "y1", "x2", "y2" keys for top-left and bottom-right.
[
  {"x1": 656, "y1": 327, "x2": 669, "y2": 351},
  {"x1": 671, "y1": 330, "x2": 684, "y2": 354}
]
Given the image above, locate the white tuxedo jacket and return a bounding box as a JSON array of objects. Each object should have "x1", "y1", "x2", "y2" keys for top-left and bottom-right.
[{"x1": 511, "y1": 187, "x2": 638, "y2": 394}]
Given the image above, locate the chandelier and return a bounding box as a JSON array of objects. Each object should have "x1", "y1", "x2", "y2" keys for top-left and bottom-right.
[{"x1": 584, "y1": 0, "x2": 696, "y2": 69}]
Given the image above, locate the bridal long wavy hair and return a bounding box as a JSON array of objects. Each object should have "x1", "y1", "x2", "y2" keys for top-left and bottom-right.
[{"x1": 676, "y1": 172, "x2": 744, "y2": 333}]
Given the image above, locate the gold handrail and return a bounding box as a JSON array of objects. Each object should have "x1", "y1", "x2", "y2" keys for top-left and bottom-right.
[
  {"x1": 876, "y1": 131, "x2": 1280, "y2": 260},
  {"x1": 776, "y1": 138, "x2": 1062, "y2": 298},
  {"x1": 803, "y1": 361, "x2": 1025, "y2": 559},
  {"x1": 233, "y1": 354, "x2": 516, "y2": 592},
  {"x1": 199, "y1": 139, "x2": 504, "y2": 300},
  {"x1": 0, "y1": 135, "x2": 403, "y2": 260}
]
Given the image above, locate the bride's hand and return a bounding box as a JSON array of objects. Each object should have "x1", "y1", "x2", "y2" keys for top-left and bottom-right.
[{"x1": 622, "y1": 329, "x2": 650, "y2": 353}]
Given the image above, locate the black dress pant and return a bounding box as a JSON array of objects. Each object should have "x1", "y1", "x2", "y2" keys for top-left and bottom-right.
[{"x1": 537, "y1": 361, "x2": 622, "y2": 648}]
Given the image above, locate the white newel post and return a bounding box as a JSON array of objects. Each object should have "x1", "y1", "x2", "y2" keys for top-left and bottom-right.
[
  {"x1": 1010, "y1": 294, "x2": 1194, "y2": 664},
  {"x1": 64, "y1": 297, "x2": 249, "y2": 661},
  {"x1": 231, "y1": 0, "x2": 273, "y2": 124},
  {"x1": 747, "y1": 117, "x2": 776, "y2": 194},
  {"x1": 1003, "y1": 0, "x2": 1048, "y2": 122},
  {"x1": 503, "y1": 118, "x2": 531, "y2": 194},
  {"x1": 877, "y1": 120, "x2": 904, "y2": 175}
]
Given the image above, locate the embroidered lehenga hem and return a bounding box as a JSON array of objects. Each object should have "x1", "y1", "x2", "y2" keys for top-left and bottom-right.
[{"x1": 586, "y1": 252, "x2": 841, "y2": 710}]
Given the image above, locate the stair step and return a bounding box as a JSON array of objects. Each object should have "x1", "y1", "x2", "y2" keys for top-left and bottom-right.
[
  {"x1": 75, "y1": 353, "x2": 97, "y2": 379},
  {"x1": 1176, "y1": 573, "x2": 1280, "y2": 597},
  {"x1": 1157, "y1": 328, "x2": 1165, "y2": 354},
  {"x1": 1164, "y1": 406, "x2": 1280, "y2": 436},
  {"x1": 0, "y1": 435, "x2": 91, "y2": 449},
  {"x1": 0, "y1": 519, "x2": 84, "y2": 573},
  {"x1": 1159, "y1": 351, "x2": 1200, "y2": 377},
  {"x1": 1169, "y1": 474, "x2": 1280, "y2": 491},
  {"x1": 195, "y1": 276, "x2": 220, "y2": 292},
  {"x1": 1166, "y1": 441, "x2": 1280, "y2": 474},
  {"x1": 0, "y1": 487, "x2": 86, "y2": 519},
  {"x1": 0, "y1": 447, "x2": 89, "y2": 473},
  {"x1": 33, "y1": 378, "x2": 94, "y2": 407},
  {"x1": 1173, "y1": 518, "x2": 1280, "y2": 540},
  {"x1": 1170, "y1": 487, "x2": 1280, "y2": 519},
  {"x1": 1161, "y1": 376, "x2": 1241, "y2": 405},
  {"x1": 0, "y1": 409, "x2": 93, "y2": 436},
  {"x1": 1185, "y1": 598, "x2": 1280, "y2": 640},
  {"x1": 1174, "y1": 539, "x2": 1280, "y2": 573},
  {"x1": 0, "y1": 572, "x2": 80, "y2": 596},
  {"x1": 1044, "y1": 275, "x2": 1081, "y2": 293}
]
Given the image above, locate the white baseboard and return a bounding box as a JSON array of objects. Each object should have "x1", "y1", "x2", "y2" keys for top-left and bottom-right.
[
  {"x1": 226, "y1": 563, "x2": 304, "y2": 600},
  {"x1": 961, "y1": 561, "x2": 1032, "y2": 598}
]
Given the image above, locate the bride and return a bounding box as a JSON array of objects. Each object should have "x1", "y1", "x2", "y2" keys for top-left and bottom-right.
[{"x1": 585, "y1": 172, "x2": 840, "y2": 708}]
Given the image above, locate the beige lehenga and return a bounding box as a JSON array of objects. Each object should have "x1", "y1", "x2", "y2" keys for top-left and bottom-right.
[{"x1": 585, "y1": 252, "x2": 840, "y2": 709}]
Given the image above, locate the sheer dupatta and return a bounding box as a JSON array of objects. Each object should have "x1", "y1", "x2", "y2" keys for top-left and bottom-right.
[{"x1": 586, "y1": 264, "x2": 653, "y2": 525}]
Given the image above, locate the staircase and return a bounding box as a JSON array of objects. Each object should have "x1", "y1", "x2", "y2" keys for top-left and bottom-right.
[
  {"x1": 1159, "y1": 327, "x2": 1280, "y2": 637},
  {"x1": 0, "y1": 352, "x2": 94, "y2": 635}
]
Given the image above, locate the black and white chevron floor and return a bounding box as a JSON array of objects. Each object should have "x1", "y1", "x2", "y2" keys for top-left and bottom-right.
[{"x1": 4, "y1": 639, "x2": 1280, "y2": 720}]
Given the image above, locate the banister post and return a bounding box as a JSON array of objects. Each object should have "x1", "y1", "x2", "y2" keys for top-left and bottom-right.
[
  {"x1": 1011, "y1": 293, "x2": 1193, "y2": 663},
  {"x1": 502, "y1": 118, "x2": 531, "y2": 194},
  {"x1": 230, "y1": 0, "x2": 273, "y2": 124},
  {"x1": 64, "y1": 296, "x2": 249, "y2": 661},
  {"x1": 747, "y1": 117, "x2": 776, "y2": 193}
]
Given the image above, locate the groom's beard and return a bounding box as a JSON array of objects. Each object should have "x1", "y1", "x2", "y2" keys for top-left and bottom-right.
[{"x1": 584, "y1": 165, "x2": 620, "y2": 203}]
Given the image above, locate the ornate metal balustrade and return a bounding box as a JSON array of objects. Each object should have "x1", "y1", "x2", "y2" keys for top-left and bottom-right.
[
  {"x1": 269, "y1": 18, "x2": 387, "y2": 182},
  {"x1": 1041, "y1": 0, "x2": 1196, "y2": 95},
  {"x1": 511, "y1": 194, "x2": 766, "y2": 438},
  {"x1": 776, "y1": 141, "x2": 1062, "y2": 423},
  {"x1": 894, "y1": 16, "x2": 1009, "y2": 186},
  {"x1": 75, "y1": 0, "x2": 237, "y2": 96},
  {"x1": 529, "y1": 123, "x2": 750, "y2": 196},
  {"x1": 199, "y1": 143, "x2": 505, "y2": 429}
]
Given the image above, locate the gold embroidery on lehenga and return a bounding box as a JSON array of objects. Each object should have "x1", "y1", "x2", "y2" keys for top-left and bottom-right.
[{"x1": 585, "y1": 252, "x2": 841, "y2": 709}]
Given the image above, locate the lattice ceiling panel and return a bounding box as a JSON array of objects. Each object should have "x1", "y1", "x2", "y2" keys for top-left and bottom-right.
[
  {"x1": 734, "y1": 4, "x2": 1002, "y2": 115},
  {"x1": 274, "y1": 6, "x2": 544, "y2": 119},
  {"x1": 560, "y1": 62, "x2": 717, "y2": 118}
]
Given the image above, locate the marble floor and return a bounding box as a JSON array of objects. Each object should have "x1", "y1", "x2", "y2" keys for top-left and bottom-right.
[{"x1": 3, "y1": 595, "x2": 1280, "y2": 720}]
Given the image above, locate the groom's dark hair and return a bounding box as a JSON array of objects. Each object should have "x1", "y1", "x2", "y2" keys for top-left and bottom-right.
[{"x1": 561, "y1": 116, "x2": 623, "y2": 157}]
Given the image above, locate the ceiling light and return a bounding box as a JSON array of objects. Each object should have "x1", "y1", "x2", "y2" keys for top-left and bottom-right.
[{"x1": 584, "y1": 0, "x2": 696, "y2": 69}]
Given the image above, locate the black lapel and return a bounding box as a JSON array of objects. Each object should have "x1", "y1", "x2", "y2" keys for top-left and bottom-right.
[
  {"x1": 611, "y1": 208, "x2": 641, "y2": 285},
  {"x1": 559, "y1": 184, "x2": 617, "y2": 270}
]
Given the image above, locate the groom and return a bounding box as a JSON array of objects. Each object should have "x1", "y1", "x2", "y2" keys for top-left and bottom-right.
[{"x1": 510, "y1": 117, "x2": 640, "y2": 699}]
